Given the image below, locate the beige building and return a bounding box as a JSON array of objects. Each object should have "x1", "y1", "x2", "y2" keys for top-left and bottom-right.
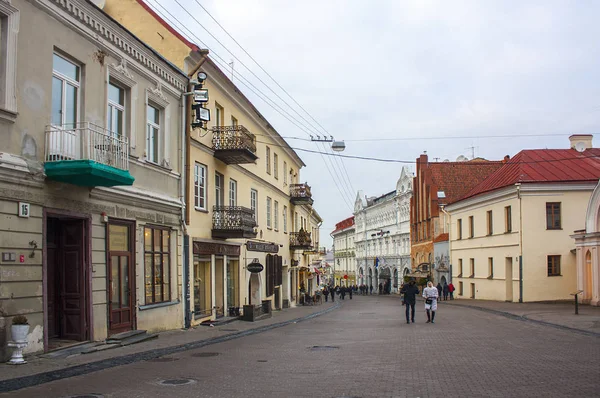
[
  {"x1": 103, "y1": 0, "x2": 323, "y2": 321},
  {"x1": 446, "y1": 135, "x2": 600, "y2": 302},
  {"x1": 0, "y1": 0, "x2": 188, "y2": 357}
]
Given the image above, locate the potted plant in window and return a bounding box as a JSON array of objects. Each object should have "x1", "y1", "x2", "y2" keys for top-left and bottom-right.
[{"x1": 8, "y1": 315, "x2": 29, "y2": 365}]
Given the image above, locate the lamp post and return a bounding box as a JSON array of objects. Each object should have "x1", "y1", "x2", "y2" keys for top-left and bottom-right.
[{"x1": 310, "y1": 135, "x2": 345, "y2": 152}]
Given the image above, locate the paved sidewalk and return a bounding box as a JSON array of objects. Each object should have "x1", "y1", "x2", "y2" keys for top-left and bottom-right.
[
  {"x1": 0, "y1": 301, "x2": 338, "y2": 385},
  {"x1": 441, "y1": 298, "x2": 600, "y2": 335}
]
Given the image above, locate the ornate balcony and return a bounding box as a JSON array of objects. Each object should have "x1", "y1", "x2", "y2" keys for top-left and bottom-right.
[
  {"x1": 212, "y1": 125, "x2": 258, "y2": 164},
  {"x1": 290, "y1": 183, "x2": 313, "y2": 206},
  {"x1": 44, "y1": 123, "x2": 134, "y2": 187},
  {"x1": 212, "y1": 206, "x2": 257, "y2": 239},
  {"x1": 289, "y1": 230, "x2": 313, "y2": 250}
]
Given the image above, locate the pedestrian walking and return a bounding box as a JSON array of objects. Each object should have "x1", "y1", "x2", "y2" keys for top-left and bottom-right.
[
  {"x1": 323, "y1": 287, "x2": 329, "y2": 302},
  {"x1": 330, "y1": 287, "x2": 335, "y2": 302},
  {"x1": 400, "y1": 279, "x2": 419, "y2": 324},
  {"x1": 349, "y1": 286, "x2": 353, "y2": 299},
  {"x1": 436, "y1": 282, "x2": 443, "y2": 302},
  {"x1": 370, "y1": 284, "x2": 373, "y2": 295},
  {"x1": 448, "y1": 282, "x2": 455, "y2": 300},
  {"x1": 443, "y1": 282, "x2": 449, "y2": 301},
  {"x1": 378, "y1": 282, "x2": 383, "y2": 295},
  {"x1": 423, "y1": 281, "x2": 439, "y2": 323}
]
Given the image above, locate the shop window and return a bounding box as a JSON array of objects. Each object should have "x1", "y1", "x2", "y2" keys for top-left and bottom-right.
[{"x1": 144, "y1": 226, "x2": 171, "y2": 304}]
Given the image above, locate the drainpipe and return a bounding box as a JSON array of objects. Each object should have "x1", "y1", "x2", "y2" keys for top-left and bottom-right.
[{"x1": 517, "y1": 183, "x2": 523, "y2": 303}]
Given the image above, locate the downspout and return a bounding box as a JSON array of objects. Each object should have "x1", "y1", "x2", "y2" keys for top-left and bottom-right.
[{"x1": 517, "y1": 183, "x2": 523, "y2": 303}]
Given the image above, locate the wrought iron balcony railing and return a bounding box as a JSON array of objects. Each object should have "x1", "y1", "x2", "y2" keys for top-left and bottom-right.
[
  {"x1": 212, "y1": 206, "x2": 257, "y2": 239},
  {"x1": 289, "y1": 230, "x2": 312, "y2": 250},
  {"x1": 289, "y1": 183, "x2": 313, "y2": 205},
  {"x1": 212, "y1": 125, "x2": 258, "y2": 164}
]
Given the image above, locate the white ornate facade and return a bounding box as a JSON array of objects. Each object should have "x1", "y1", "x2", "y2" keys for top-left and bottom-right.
[{"x1": 354, "y1": 167, "x2": 413, "y2": 293}]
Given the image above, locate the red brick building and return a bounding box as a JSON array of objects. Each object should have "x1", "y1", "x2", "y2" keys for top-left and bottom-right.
[{"x1": 410, "y1": 154, "x2": 504, "y2": 280}]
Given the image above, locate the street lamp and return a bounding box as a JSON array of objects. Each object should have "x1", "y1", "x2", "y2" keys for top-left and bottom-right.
[{"x1": 311, "y1": 135, "x2": 345, "y2": 152}]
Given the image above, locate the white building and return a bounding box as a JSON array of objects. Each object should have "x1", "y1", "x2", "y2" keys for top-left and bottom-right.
[
  {"x1": 354, "y1": 167, "x2": 413, "y2": 293},
  {"x1": 331, "y1": 216, "x2": 356, "y2": 286}
]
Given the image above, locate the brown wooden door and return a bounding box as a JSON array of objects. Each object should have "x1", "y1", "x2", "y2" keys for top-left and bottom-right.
[
  {"x1": 59, "y1": 220, "x2": 86, "y2": 341},
  {"x1": 108, "y1": 222, "x2": 135, "y2": 334},
  {"x1": 47, "y1": 218, "x2": 58, "y2": 339}
]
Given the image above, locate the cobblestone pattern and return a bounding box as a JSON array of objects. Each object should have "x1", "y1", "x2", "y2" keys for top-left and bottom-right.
[{"x1": 5, "y1": 297, "x2": 599, "y2": 398}]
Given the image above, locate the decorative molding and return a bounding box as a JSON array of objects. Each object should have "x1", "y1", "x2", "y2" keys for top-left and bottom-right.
[
  {"x1": 109, "y1": 59, "x2": 136, "y2": 86},
  {"x1": 149, "y1": 81, "x2": 168, "y2": 103}
]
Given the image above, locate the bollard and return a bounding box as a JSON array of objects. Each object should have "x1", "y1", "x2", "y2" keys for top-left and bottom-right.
[{"x1": 571, "y1": 290, "x2": 584, "y2": 315}]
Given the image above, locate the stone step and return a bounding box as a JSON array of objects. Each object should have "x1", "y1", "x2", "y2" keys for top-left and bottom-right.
[{"x1": 105, "y1": 330, "x2": 147, "y2": 342}]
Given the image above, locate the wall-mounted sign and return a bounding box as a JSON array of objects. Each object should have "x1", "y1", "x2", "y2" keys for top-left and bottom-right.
[
  {"x1": 193, "y1": 241, "x2": 240, "y2": 256},
  {"x1": 246, "y1": 241, "x2": 279, "y2": 253},
  {"x1": 18, "y1": 202, "x2": 30, "y2": 218},
  {"x1": 247, "y1": 260, "x2": 264, "y2": 273}
]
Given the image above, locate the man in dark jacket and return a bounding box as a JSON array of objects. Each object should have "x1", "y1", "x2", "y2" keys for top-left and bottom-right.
[{"x1": 400, "y1": 280, "x2": 419, "y2": 324}]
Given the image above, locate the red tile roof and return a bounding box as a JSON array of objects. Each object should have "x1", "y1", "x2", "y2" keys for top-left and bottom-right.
[
  {"x1": 464, "y1": 149, "x2": 600, "y2": 200},
  {"x1": 434, "y1": 233, "x2": 449, "y2": 243},
  {"x1": 331, "y1": 216, "x2": 355, "y2": 235},
  {"x1": 428, "y1": 161, "x2": 504, "y2": 204}
]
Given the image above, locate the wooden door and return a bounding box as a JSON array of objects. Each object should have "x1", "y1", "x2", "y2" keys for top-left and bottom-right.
[
  {"x1": 108, "y1": 222, "x2": 135, "y2": 334},
  {"x1": 59, "y1": 220, "x2": 86, "y2": 341},
  {"x1": 47, "y1": 218, "x2": 59, "y2": 339}
]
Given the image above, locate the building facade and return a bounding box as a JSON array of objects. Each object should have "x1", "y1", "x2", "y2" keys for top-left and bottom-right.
[
  {"x1": 447, "y1": 135, "x2": 600, "y2": 302},
  {"x1": 0, "y1": 0, "x2": 188, "y2": 356},
  {"x1": 331, "y1": 216, "x2": 356, "y2": 287},
  {"x1": 103, "y1": 0, "x2": 323, "y2": 320},
  {"x1": 354, "y1": 167, "x2": 413, "y2": 293},
  {"x1": 410, "y1": 154, "x2": 503, "y2": 285}
]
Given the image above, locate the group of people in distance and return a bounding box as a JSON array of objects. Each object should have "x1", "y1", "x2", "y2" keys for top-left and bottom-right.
[{"x1": 400, "y1": 280, "x2": 454, "y2": 324}]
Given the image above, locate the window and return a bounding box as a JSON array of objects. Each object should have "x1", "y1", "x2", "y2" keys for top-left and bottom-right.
[
  {"x1": 146, "y1": 104, "x2": 160, "y2": 163},
  {"x1": 107, "y1": 82, "x2": 125, "y2": 138},
  {"x1": 459, "y1": 258, "x2": 464, "y2": 277},
  {"x1": 505, "y1": 206, "x2": 512, "y2": 233},
  {"x1": 487, "y1": 211, "x2": 493, "y2": 235},
  {"x1": 251, "y1": 189, "x2": 258, "y2": 221},
  {"x1": 459, "y1": 281, "x2": 463, "y2": 296},
  {"x1": 266, "y1": 197, "x2": 272, "y2": 229},
  {"x1": 283, "y1": 205, "x2": 287, "y2": 233},
  {"x1": 488, "y1": 257, "x2": 494, "y2": 279},
  {"x1": 470, "y1": 258, "x2": 474, "y2": 278},
  {"x1": 144, "y1": 226, "x2": 171, "y2": 304},
  {"x1": 546, "y1": 203, "x2": 561, "y2": 230},
  {"x1": 229, "y1": 179, "x2": 237, "y2": 206},
  {"x1": 283, "y1": 161, "x2": 287, "y2": 184},
  {"x1": 274, "y1": 200, "x2": 279, "y2": 231},
  {"x1": 0, "y1": 2, "x2": 19, "y2": 119},
  {"x1": 194, "y1": 163, "x2": 207, "y2": 210},
  {"x1": 231, "y1": 115, "x2": 238, "y2": 126},
  {"x1": 193, "y1": 256, "x2": 211, "y2": 316},
  {"x1": 52, "y1": 53, "x2": 80, "y2": 126},
  {"x1": 457, "y1": 219, "x2": 462, "y2": 240},
  {"x1": 470, "y1": 283, "x2": 475, "y2": 299},
  {"x1": 274, "y1": 153, "x2": 278, "y2": 179},
  {"x1": 469, "y1": 216, "x2": 474, "y2": 238},
  {"x1": 548, "y1": 255, "x2": 561, "y2": 276},
  {"x1": 215, "y1": 103, "x2": 223, "y2": 127},
  {"x1": 215, "y1": 172, "x2": 224, "y2": 207},
  {"x1": 295, "y1": 212, "x2": 299, "y2": 231},
  {"x1": 266, "y1": 146, "x2": 271, "y2": 174}
]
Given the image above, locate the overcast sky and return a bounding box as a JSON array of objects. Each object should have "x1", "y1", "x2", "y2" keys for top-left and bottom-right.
[{"x1": 153, "y1": 0, "x2": 600, "y2": 247}]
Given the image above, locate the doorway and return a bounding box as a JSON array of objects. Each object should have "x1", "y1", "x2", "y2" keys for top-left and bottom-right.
[
  {"x1": 46, "y1": 215, "x2": 89, "y2": 349},
  {"x1": 215, "y1": 256, "x2": 224, "y2": 317},
  {"x1": 107, "y1": 220, "x2": 135, "y2": 335},
  {"x1": 505, "y1": 257, "x2": 513, "y2": 302}
]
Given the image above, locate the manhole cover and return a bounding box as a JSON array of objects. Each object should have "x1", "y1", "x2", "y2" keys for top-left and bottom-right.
[
  {"x1": 310, "y1": 345, "x2": 339, "y2": 351},
  {"x1": 148, "y1": 357, "x2": 179, "y2": 362},
  {"x1": 159, "y1": 379, "x2": 196, "y2": 386},
  {"x1": 192, "y1": 352, "x2": 220, "y2": 357},
  {"x1": 257, "y1": 359, "x2": 268, "y2": 362},
  {"x1": 220, "y1": 328, "x2": 238, "y2": 332}
]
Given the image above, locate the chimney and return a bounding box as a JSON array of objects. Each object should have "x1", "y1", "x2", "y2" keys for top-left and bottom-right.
[
  {"x1": 503, "y1": 155, "x2": 510, "y2": 164},
  {"x1": 569, "y1": 134, "x2": 593, "y2": 151}
]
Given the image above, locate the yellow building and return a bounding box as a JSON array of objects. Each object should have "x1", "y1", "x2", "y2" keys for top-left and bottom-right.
[
  {"x1": 103, "y1": 0, "x2": 323, "y2": 322},
  {"x1": 446, "y1": 136, "x2": 600, "y2": 302}
]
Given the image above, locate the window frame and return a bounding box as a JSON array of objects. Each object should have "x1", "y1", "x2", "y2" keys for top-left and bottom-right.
[
  {"x1": 0, "y1": 2, "x2": 19, "y2": 121},
  {"x1": 266, "y1": 146, "x2": 271, "y2": 175},
  {"x1": 283, "y1": 205, "x2": 288, "y2": 233},
  {"x1": 469, "y1": 258, "x2": 474, "y2": 278},
  {"x1": 468, "y1": 216, "x2": 474, "y2": 238},
  {"x1": 194, "y1": 162, "x2": 207, "y2": 211},
  {"x1": 505, "y1": 206, "x2": 512, "y2": 233},
  {"x1": 215, "y1": 172, "x2": 224, "y2": 207},
  {"x1": 283, "y1": 161, "x2": 287, "y2": 185},
  {"x1": 251, "y1": 189, "x2": 258, "y2": 222},
  {"x1": 214, "y1": 102, "x2": 224, "y2": 127},
  {"x1": 146, "y1": 103, "x2": 161, "y2": 164},
  {"x1": 107, "y1": 80, "x2": 126, "y2": 138},
  {"x1": 274, "y1": 153, "x2": 278, "y2": 180},
  {"x1": 546, "y1": 202, "x2": 561, "y2": 230},
  {"x1": 274, "y1": 200, "x2": 279, "y2": 231},
  {"x1": 52, "y1": 53, "x2": 81, "y2": 127},
  {"x1": 144, "y1": 225, "x2": 171, "y2": 304},
  {"x1": 547, "y1": 255, "x2": 561, "y2": 276},
  {"x1": 487, "y1": 210, "x2": 493, "y2": 236},
  {"x1": 266, "y1": 197, "x2": 272, "y2": 229},
  {"x1": 229, "y1": 179, "x2": 237, "y2": 207},
  {"x1": 488, "y1": 257, "x2": 494, "y2": 279},
  {"x1": 457, "y1": 219, "x2": 462, "y2": 240}
]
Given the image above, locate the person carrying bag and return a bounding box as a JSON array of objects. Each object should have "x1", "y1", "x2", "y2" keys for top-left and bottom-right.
[{"x1": 422, "y1": 281, "x2": 439, "y2": 323}]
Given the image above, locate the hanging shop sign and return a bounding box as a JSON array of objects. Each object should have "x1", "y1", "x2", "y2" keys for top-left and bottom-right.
[
  {"x1": 247, "y1": 259, "x2": 264, "y2": 273},
  {"x1": 246, "y1": 241, "x2": 279, "y2": 253}
]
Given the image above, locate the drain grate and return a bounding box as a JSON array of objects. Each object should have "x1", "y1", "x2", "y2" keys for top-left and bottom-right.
[
  {"x1": 192, "y1": 352, "x2": 220, "y2": 357},
  {"x1": 257, "y1": 359, "x2": 268, "y2": 363},
  {"x1": 159, "y1": 379, "x2": 196, "y2": 386},
  {"x1": 148, "y1": 357, "x2": 179, "y2": 362},
  {"x1": 310, "y1": 345, "x2": 339, "y2": 351}
]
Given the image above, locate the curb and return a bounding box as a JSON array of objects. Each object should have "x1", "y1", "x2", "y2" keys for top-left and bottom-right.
[
  {"x1": 0, "y1": 302, "x2": 340, "y2": 393},
  {"x1": 443, "y1": 302, "x2": 600, "y2": 338}
]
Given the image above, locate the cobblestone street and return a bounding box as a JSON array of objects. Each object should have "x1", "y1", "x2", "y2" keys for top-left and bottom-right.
[{"x1": 5, "y1": 296, "x2": 600, "y2": 398}]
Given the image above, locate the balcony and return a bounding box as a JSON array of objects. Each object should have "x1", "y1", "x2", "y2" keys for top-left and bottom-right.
[
  {"x1": 44, "y1": 123, "x2": 134, "y2": 187},
  {"x1": 289, "y1": 230, "x2": 313, "y2": 250},
  {"x1": 212, "y1": 206, "x2": 257, "y2": 239},
  {"x1": 212, "y1": 125, "x2": 258, "y2": 164},
  {"x1": 289, "y1": 183, "x2": 313, "y2": 206}
]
